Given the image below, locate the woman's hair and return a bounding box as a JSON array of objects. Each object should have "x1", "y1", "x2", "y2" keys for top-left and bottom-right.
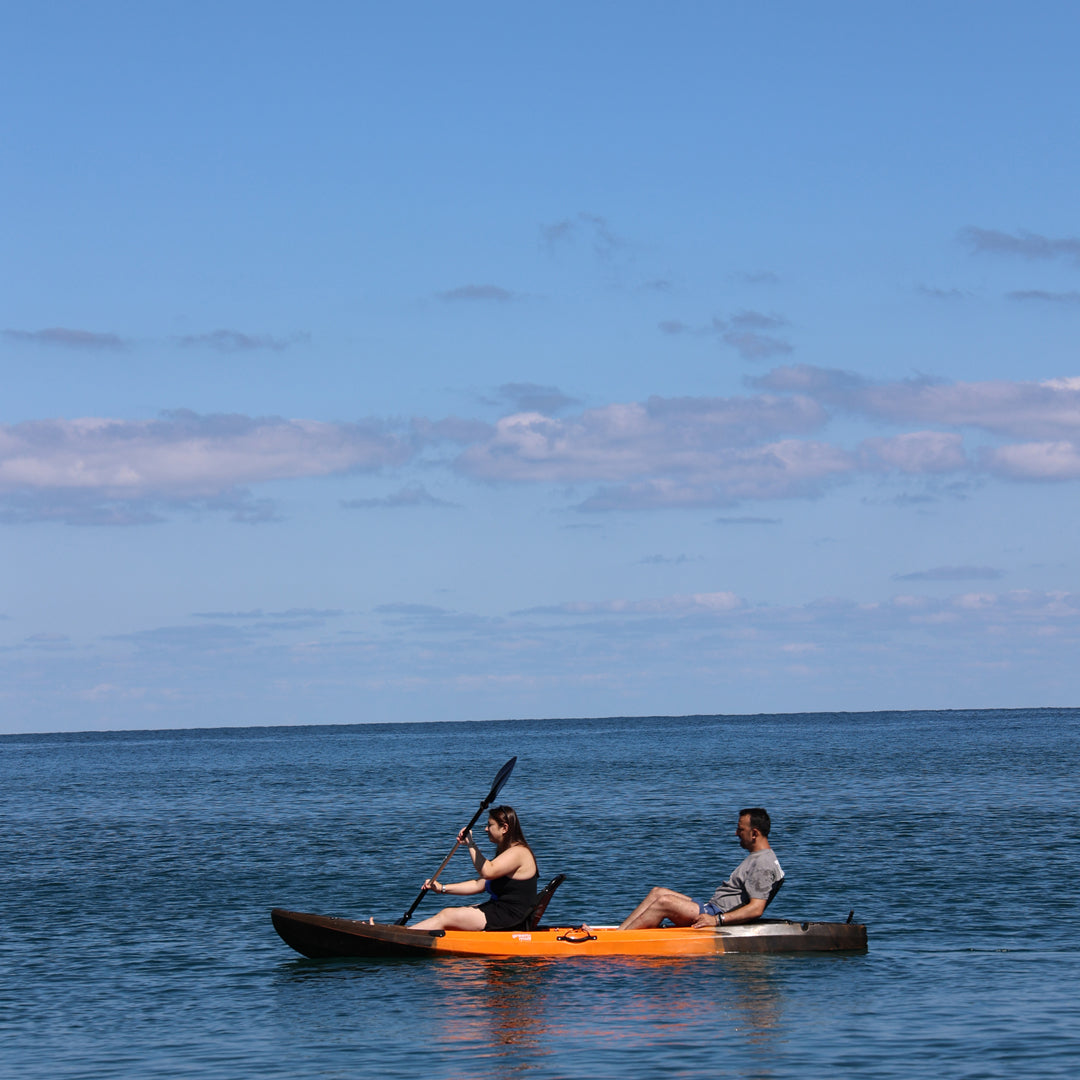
[{"x1": 488, "y1": 804, "x2": 530, "y2": 853}]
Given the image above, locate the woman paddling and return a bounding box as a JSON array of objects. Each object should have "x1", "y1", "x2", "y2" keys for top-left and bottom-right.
[{"x1": 411, "y1": 805, "x2": 538, "y2": 932}]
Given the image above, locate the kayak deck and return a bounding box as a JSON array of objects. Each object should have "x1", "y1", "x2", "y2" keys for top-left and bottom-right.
[{"x1": 271, "y1": 908, "x2": 868, "y2": 959}]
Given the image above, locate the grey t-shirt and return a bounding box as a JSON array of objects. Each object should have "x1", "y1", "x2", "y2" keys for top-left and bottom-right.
[{"x1": 708, "y1": 848, "x2": 784, "y2": 912}]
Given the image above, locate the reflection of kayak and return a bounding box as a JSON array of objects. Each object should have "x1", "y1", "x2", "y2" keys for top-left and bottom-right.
[{"x1": 271, "y1": 908, "x2": 868, "y2": 958}]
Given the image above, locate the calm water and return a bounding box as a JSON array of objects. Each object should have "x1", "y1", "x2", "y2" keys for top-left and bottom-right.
[{"x1": 2, "y1": 709, "x2": 1078, "y2": 1078}]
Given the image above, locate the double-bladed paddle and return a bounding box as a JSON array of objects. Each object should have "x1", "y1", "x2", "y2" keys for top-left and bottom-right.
[{"x1": 397, "y1": 756, "x2": 517, "y2": 925}]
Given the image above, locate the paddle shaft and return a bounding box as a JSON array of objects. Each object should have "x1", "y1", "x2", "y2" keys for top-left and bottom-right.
[
  {"x1": 397, "y1": 804, "x2": 487, "y2": 924},
  {"x1": 397, "y1": 757, "x2": 516, "y2": 925}
]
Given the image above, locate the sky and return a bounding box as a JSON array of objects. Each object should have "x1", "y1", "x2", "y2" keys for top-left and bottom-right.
[{"x1": 3, "y1": 2, "x2": 1080, "y2": 733}]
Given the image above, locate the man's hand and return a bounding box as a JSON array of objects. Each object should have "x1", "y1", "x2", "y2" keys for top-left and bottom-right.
[{"x1": 700, "y1": 897, "x2": 767, "y2": 928}]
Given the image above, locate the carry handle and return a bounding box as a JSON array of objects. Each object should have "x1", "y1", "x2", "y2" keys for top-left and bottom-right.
[{"x1": 557, "y1": 928, "x2": 597, "y2": 943}]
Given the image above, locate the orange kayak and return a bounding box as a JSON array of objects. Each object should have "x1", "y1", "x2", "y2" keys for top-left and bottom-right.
[{"x1": 271, "y1": 908, "x2": 867, "y2": 959}]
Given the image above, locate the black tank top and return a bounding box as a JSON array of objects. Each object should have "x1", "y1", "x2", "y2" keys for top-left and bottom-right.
[{"x1": 486, "y1": 871, "x2": 538, "y2": 908}]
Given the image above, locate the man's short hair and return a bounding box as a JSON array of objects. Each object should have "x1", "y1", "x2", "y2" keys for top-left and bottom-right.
[{"x1": 740, "y1": 807, "x2": 771, "y2": 836}]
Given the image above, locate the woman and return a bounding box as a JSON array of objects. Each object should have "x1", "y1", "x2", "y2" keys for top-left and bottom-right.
[{"x1": 411, "y1": 805, "x2": 538, "y2": 932}]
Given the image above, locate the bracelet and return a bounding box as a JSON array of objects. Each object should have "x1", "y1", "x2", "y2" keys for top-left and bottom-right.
[{"x1": 717, "y1": 912, "x2": 724, "y2": 925}]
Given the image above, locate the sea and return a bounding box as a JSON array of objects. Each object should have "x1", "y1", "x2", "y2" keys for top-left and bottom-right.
[{"x1": 1, "y1": 708, "x2": 1078, "y2": 1079}]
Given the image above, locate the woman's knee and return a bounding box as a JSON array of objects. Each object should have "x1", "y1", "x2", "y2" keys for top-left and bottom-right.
[{"x1": 437, "y1": 907, "x2": 487, "y2": 932}]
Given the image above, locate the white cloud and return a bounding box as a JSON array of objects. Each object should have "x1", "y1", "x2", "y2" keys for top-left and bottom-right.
[
  {"x1": 341, "y1": 485, "x2": 458, "y2": 509},
  {"x1": 723, "y1": 330, "x2": 793, "y2": 361},
  {"x1": 860, "y1": 431, "x2": 968, "y2": 473},
  {"x1": 450, "y1": 368, "x2": 1080, "y2": 506},
  {"x1": 959, "y1": 226, "x2": 1080, "y2": 265},
  {"x1": 892, "y1": 566, "x2": 1003, "y2": 583},
  {"x1": 729, "y1": 310, "x2": 788, "y2": 331},
  {"x1": 520, "y1": 591, "x2": 743, "y2": 616},
  {"x1": 175, "y1": 329, "x2": 310, "y2": 351},
  {"x1": 981, "y1": 441, "x2": 1080, "y2": 480},
  {"x1": 504, "y1": 587, "x2": 1080, "y2": 646},
  {"x1": 541, "y1": 212, "x2": 625, "y2": 260},
  {"x1": 0, "y1": 412, "x2": 408, "y2": 497},
  {"x1": 12, "y1": 584, "x2": 1080, "y2": 728},
  {"x1": 0, "y1": 411, "x2": 412, "y2": 522},
  {"x1": 3, "y1": 327, "x2": 129, "y2": 350},
  {"x1": 657, "y1": 309, "x2": 793, "y2": 360},
  {"x1": 483, "y1": 383, "x2": 578, "y2": 415},
  {"x1": 754, "y1": 364, "x2": 1080, "y2": 440},
  {"x1": 454, "y1": 394, "x2": 835, "y2": 502},
  {"x1": 953, "y1": 592, "x2": 998, "y2": 610},
  {"x1": 8, "y1": 362, "x2": 1080, "y2": 527},
  {"x1": 1007, "y1": 290, "x2": 1080, "y2": 305},
  {"x1": 579, "y1": 441, "x2": 854, "y2": 510},
  {"x1": 436, "y1": 284, "x2": 521, "y2": 303}
]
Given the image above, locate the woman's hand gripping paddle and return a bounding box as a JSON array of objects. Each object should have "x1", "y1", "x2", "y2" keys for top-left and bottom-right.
[{"x1": 396, "y1": 756, "x2": 517, "y2": 926}]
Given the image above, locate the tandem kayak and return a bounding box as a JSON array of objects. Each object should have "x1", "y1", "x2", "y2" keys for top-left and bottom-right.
[{"x1": 271, "y1": 908, "x2": 868, "y2": 959}]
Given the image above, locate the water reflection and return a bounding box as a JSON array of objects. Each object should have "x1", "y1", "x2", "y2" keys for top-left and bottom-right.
[
  {"x1": 434, "y1": 959, "x2": 554, "y2": 1054},
  {"x1": 431, "y1": 954, "x2": 788, "y2": 1068}
]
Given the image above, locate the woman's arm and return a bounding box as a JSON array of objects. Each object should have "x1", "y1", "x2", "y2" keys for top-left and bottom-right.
[
  {"x1": 424, "y1": 877, "x2": 486, "y2": 896},
  {"x1": 461, "y1": 829, "x2": 488, "y2": 876},
  {"x1": 464, "y1": 840, "x2": 535, "y2": 881}
]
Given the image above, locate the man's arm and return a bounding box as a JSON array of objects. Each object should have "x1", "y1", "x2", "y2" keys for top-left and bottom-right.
[{"x1": 691, "y1": 897, "x2": 767, "y2": 929}]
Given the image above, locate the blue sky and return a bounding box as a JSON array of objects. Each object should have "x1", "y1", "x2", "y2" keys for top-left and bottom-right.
[{"x1": 4, "y1": 2, "x2": 1080, "y2": 733}]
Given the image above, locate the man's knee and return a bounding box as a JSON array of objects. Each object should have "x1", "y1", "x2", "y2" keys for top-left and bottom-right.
[{"x1": 646, "y1": 886, "x2": 679, "y2": 904}]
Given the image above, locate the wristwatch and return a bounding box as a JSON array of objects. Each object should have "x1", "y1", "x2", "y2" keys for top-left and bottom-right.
[{"x1": 717, "y1": 912, "x2": 724, "y2": 925}]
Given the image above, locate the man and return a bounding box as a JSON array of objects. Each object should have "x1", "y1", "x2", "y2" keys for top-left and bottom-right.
[{"x1": 618, "y1": 808, "x2": 784, "y2": 930}]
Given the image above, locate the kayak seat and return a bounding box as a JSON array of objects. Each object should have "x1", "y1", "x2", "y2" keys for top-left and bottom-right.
[
  {"x1": 526, "y1": 873, "x2": 567, "y2": 930},
  {"x1": 765, "y1": 877, "x2": 784, "y2": 910}
]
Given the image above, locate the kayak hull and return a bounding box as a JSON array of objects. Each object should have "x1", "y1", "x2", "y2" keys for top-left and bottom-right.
[{"x1": 271, "y1": 908, "x2": 868, "y2": 959}]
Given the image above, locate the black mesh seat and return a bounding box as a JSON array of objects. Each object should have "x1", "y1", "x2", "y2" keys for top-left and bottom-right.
[
  {"x1": 764, "y1": 876, "x2": 785, "y2": 910},
  {"x1": 526, "y1": 874, "x2": 567, "y2": 930}
]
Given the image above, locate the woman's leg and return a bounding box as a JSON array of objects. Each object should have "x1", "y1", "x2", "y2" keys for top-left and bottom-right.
[{"x1": 412, "y1": 906, "x2": 488, "y2": 931}]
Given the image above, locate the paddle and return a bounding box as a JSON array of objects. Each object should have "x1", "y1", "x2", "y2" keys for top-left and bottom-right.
[{"x1": 396, "y1": 756, "x2": 517, "y2": 925}]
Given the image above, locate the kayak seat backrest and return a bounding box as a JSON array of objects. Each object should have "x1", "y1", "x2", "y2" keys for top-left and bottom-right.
[
  {"x1": 527, "y1": 873, "x2": 567, "y2": 930},
  {"x1": 764, "y1": 876, "x2": 784, "y2": 910}
]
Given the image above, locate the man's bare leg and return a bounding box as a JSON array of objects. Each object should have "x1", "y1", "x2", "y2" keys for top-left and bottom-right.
[{"x1": 618, "y1": 887, "x2": 700, "y2": 931}]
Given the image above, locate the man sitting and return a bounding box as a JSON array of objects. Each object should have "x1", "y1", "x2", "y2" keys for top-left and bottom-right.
[{"x1": 618, "y1": 807, "x2": 784, "y2": 930}]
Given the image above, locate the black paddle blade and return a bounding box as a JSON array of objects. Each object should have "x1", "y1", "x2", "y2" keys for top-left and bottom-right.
[{"x1": 484, "y1": 756, "x2": 516, "y2": 807}]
